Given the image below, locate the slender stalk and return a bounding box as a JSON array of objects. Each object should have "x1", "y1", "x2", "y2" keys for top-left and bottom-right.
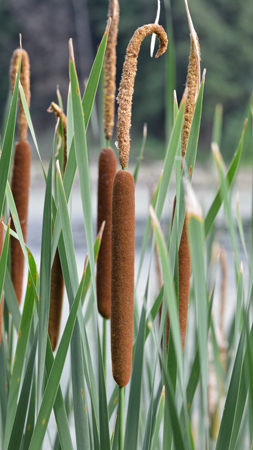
[
  {"x1": 119, "y1": 386, "x2": 124, "y2": 450},
  {"x1": 102, "y1": 317, "x2": 107, "y2": 376},
  {"x1": 106, "y1": 138, "x2": 110, "y2": 148}
]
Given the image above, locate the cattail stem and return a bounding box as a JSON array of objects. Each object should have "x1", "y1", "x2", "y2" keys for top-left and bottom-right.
[{"x1": 119, "y1": 386, "x2": 124, "y2": 450}]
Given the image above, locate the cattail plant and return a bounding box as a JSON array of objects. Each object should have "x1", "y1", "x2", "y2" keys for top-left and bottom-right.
[
  {"x1": 0, "y1": 216, "x2": 4, "y2": 346},
  {"x1": 96, "y1": 0, "x2": 119, "y2": 325},
  {"x1": 111, "y1": 22, "x2": 167, "y2": 449},
  {"x1": 166, "y1": 0, "x2": 201, "y2": 351},
  {"x1": 47, "y1": 102, "x2": 67, "y2": 351},
  {"x1": 9, "y1": 48, "x2": 31, "y2": 306}
]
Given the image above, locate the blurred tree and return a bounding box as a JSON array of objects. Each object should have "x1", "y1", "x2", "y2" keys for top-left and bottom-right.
[
  {"x1": 0, "y1": 0, "x2": 19, "y2": 128},
  {"x1": 88, "y1": 0, "x2": 253, "y2": 158},
  {"x1": 1, "y1": 0, "x2": 252, "y2": 159}
]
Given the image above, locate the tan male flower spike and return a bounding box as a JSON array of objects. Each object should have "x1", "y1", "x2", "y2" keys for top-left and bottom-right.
[
  {"x1": 104, "y1": 0, "x2": 119, "y2": 141},
  {"x1": 117, "y1": 24, "x2": 168, "y2": 168},
  {"x1": 181, "y1": 0, "x2": 201, "y2": 164},
  {"x1": 10, "y1": 48, "x2": 30, "y2": 142}
]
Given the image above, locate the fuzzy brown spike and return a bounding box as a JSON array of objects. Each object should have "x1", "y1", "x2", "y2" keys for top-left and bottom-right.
[
  {"x1": 10, "y1": 49, "x2": 30, "y2": 142},
  {"x1": 181, "y1": 37, "x2": 200, "y2": 164},
  {"x1": 111, "y1": 170, "x2": 135, "y2": 387},
  {"x1": 0, "y1": 216, "x2": 4, "y2": 345},
  {"x1": 166, "y1": 196, "x2": 191, "y2": 351},
  {"x1": 117, "y1": 24, "x2": 168, "y2": 168},
  {"x1": 10, "y1": 141, "x2": 31, "y2": 306},
  {"x1": 48, "y1": 249, "x2": 65, "y2": 351},
  {"x1": 97, "y1": 147, "x2": 117, "y2": 319},
  {"x1": 104, "y1": 0, "x2": 119, "y2": 141},
  {"x1": 178, "y1": 212, "x2": 191, "y2": 350}
]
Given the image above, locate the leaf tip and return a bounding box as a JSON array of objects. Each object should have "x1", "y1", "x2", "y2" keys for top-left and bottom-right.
[
  {"x1": 84, "y1": 252, "x2": 89, "y2": 271},
  {"x1": 97, "y1": 220, "x2": 106, "y2": 243},
  {"x1": 105, "y1": 16, "x2": 112, "y2": 35},
  {"x1": 183, "y1": 178, "x2": 202, "y2": 220},
  {"x1": 69, "y1": 38, "x2": 75, "y2": 64}
]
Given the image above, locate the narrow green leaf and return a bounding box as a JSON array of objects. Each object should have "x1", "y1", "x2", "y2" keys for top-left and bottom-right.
[
  {"x1": 45, "y1": 336, "x2": 74, "y2": 450},
  {"x1": 19, "y1": 83, "x2": 46, "y2": 179},
  {"x1": 108, "y1": 385, "x2": 119, "y2": 420},
  {"x1": 4, "y1": 245, "x2": 36, "y2": 450},
  {"x1": 37, "y1": 147, "x2": 53, "y2": 404},
  {"x1": 216, "y1": 329, "x2": 246, "y2": 450},
  {"x1": 70, "y1": 57, "x2": 96, "y2": 304},
  {"x1": 0, "y1": 224, "x2": 10, "y2": 306},
  {"x1": 82, "y1": 24, "x2": 109, "y2": 128},
  {"x1": 162, "y1": 365, "x2": 186, "y2": 450},
  {"x1": 0, "y1": 336, "x2": 8, "y2": 435},
  {"x1": 187, "y1": 210, "x2": 208, "y2": 435},
  {"x1": 0, "y1": 54, "x2": 20, "y2": 216},
  {"x1": 4, "y1": 268, "x2": 21, "y2": 332},
  {"x1": 204, "y1": 125, "x2": 245, "y2": 238},
  {"x1": 22, "y1": 375, "x2": 36, "y2": 450},
  {"x1": 136, "y1": 175, "x2": 162, "y2": 286},
  {"x1": 28, "y1": 271, "x2": 86, "y2": 450},
  {"x1": 7, "y1": 328, "x2": 38, "y2": 450},
  {"x1": 97, "y1": 326, "x2": 110, "y2": 450},
  {"x1": 149, "y1": 207, "x2": 185, "y2": 405},
  {"x1": 151, "y1": 387, "x2": 165, "y2": 450},
  {"x1": 133, "y1": 123, "x2": 147, "y2": 184},
  {"x1": 212, "y1": 145, "x2": 239, "y2": 269},
  {"x1": 212, "y1": 103, "x2": 223, "y2": 147},
  {"x1": 145, "y1": 287, "x2": 163, "y2": 341},
  {"x1": 142, "y1": 376, "x2": 162, "y2": 450},
  {"x1": 56, "y1": 166, "x2": 90, "y2": 450},
  {"x1": 124, "y1": 307, "x2": 146, "y2": 450}
]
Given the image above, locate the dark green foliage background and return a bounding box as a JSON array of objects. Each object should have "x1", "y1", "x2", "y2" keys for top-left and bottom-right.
[{"x1": 1, "y1": 0, "x2": 253, "y2": 159}]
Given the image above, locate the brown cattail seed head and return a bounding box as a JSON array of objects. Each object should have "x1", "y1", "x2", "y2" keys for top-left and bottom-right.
[
  {"x1": 181, "y1": 36, "x2": 201, "y2": 165},
  {"x1": 10, "y1": 141, "x2": 31, "y2": 306},
  {"x1": 10, "y1": 49, "x2": 31, "y2": 142},
  {"x1": 104, "y1": 0, "x2": 119, "y2": 141},
  {"x1": 117, "y1": 24, "x2": 168, "y2": 168},
  {"x1": 0, "y1": 216, "x2": 4, "y2": 346},
  {"x1": 48, "y1": 249, "x2": 65, "y2": 351},
  {"x1": 178, "y1": 212, "x2": 191, "y2": 350},
  {"x1": 166, "y1": 196, "x2": 191, "y2": 351},
  {"x1": 97, "y1": 147, "x2": 117, "y2": 319},
  {"x1": 111, "y1": 170, "x2": 135, "y2": 387}
]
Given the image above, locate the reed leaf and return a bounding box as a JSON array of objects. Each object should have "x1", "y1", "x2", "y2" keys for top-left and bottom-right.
[
  {"x1": 27, "y1": 270, "x2": 86, "y2": 450},
  {"x1": 0, "y1": 54, "x2": 21, "y2": 216}
]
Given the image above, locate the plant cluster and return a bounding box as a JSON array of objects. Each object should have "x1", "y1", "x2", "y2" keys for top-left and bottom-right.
[{"x1": 0, "y1": 0, "x2": 253, "y2": 449}]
